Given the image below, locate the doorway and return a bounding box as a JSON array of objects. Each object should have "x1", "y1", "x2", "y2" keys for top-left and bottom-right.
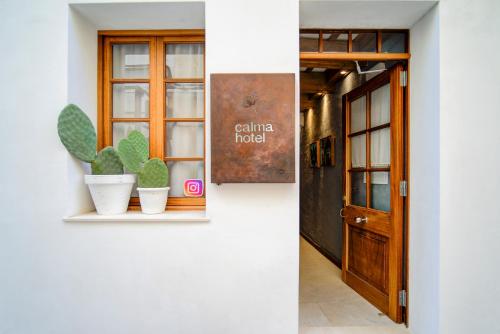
[{"x1": 299, "y1": 29, "x2": 409, "y2": 333}]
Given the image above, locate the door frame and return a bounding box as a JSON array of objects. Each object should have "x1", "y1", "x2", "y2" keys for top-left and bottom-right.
[{"x1": 300, "y1": 49, "x2": 410, "y2": 325}]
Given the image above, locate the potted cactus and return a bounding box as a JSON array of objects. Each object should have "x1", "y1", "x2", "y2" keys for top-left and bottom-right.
[
  {"x1": 117, "y1": 130, "x2": 170, "y2": 214},
  {"x1": 57, "y1": 104, "x2": 135, "y2": 215}
]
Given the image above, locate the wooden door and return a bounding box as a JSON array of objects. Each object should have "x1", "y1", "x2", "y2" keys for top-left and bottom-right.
[{"x1": 342, "y1": 64, "x2": 405, "y2": 322}]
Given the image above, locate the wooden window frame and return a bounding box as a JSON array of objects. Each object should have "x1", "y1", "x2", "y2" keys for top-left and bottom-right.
[{"x1": 98, "y1": 30, "x2": 206, "y2": 211}]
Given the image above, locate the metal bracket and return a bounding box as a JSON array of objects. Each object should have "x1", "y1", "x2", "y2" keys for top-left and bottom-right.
[
  {"x1": 400, "y1": 71, "x2": 408, "y2": 87},
  {"x1": 399, "y1": 290, "x2": 407, "y2": 307},
  {"x1": 400, "y1": 180, "x2": 408, "y2": 197}
]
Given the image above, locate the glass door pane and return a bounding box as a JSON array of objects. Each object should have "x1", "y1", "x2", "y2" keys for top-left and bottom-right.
[
  {"x1": 351, "y1": 134, "x2": 366, "y2": 168},
  {"x1": 370, "y1": 128, "x2": 390, "y2": 167},
  {"x1": 351, "y1": 171, "x2": 367, "y2": 207},
  {"x1": 370, "y1": 84, "x2": 390, "y2": 127},
  {"x1": 350, "y1": 96, "x2": 366, "y2": 133},
  {"x1": 370, "y1": 172, "x2": 390, "y2": 211}
]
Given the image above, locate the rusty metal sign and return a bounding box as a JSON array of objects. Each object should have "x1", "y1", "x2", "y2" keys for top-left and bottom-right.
[{"x1": 211, "y1": 73, "x2": 295, "y2": 183}]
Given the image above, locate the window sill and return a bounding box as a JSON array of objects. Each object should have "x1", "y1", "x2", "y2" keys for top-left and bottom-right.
[{"x1": 63, "y1": 211, "x2": 210, "y2": 223}]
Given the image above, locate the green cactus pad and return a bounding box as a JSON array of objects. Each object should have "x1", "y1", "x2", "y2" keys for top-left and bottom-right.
[
  {"x1": 57, "y1": 104, "x2": 97, "y2": 163},
  {"x1": 138, "y1": 158, "x2": 169, "y2": 188},
  {"x1": 117, "y1": 139, "x2": 143, "y2": 173},
  {"x1": 127, "y1": 130, "x2": 149, "y2": 163},
  {"x1": 91, "y1": 147, "x2": 124, "y2": 175}
]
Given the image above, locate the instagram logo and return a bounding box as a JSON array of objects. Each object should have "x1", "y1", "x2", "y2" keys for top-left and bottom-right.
[{"x1": 184, "y1": 179, "x2": 204, "y2": 197}]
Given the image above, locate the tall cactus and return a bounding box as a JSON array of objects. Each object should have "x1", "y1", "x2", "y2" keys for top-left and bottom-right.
[
  {"x1": 57, "y1": 104, "x2": 124, "y2": 175},
  {"x1": 118, "y1": 131, "x2": 169, "y2": 188}
]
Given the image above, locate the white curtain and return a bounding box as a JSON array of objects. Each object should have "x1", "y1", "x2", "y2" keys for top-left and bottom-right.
[
  {"x1": 167, "y1": 83, "x2": 204, "y2": 118},
  {"x1": 370, "y1": 84, "x2": 391, "y2": 169},
  {"x1": 112, "y1": 44, "x2": 149, "y2": 79},
  {"x1": 112, "y1": 123, "x2": 150, "y2": 148},
  {"x1": 350, "y1": 95, "x2": 366, "y2": 133},
  {"x1": 166, "y1": 44, "x2": 203, "y2": 78},
  {"x1": 166, "y1": 122, "x2": 204, "y2": 157},
  {"x1": 351, "y1": 134, "x2": 366, "y2": 168},
  {"x1": 371, "y1": 127, "x2": 390, "y2": 169},
  {"x1": 113, "y1": 84, "x2": 149, "y2": 118},
  {"x1": 371, "y1": 84, "x2": 390, "y2": 127}
]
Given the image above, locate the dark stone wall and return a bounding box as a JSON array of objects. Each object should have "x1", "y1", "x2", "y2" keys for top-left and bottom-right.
[{"x1": 300, "y1": 71, "x2": 367, "y2": 263}]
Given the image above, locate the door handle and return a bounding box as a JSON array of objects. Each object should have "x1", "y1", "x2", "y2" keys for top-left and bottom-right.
[{"x1": 355, "y1": 216, "x2": 368, "y2": 224}]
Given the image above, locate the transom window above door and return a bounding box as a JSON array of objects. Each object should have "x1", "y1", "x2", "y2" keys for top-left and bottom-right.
[
  {"x1": 98, "y1": 31, "x2": 205, "y2": 210},
  {"x1": 300, "y1": 29, "x2": 408, "y2": 54}
]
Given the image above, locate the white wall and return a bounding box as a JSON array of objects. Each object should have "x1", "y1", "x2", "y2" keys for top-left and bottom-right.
[
  {"x1": 204, "y1": 0, "x2": 300, "y2": 333},
  {"x1": 439, "y1": 0, "x2": 500, "y2": 333},
  {"x1": 409, "y1": 5, "x2": 440, "y2": 334},
  {"x1": 0, "y1": 1, "x2": 299, "y2": 334}
]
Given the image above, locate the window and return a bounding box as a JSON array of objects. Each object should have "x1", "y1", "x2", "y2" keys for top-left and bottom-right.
[
  {"x1": 299, "y1": 29, "x2": 408, "y2": 54},
  {"x1": 98, "y1": 31, "x2": 206, "y2": 210},
  {"x1": 347, "y1": 72, "x2": 391, "y2": 212}
]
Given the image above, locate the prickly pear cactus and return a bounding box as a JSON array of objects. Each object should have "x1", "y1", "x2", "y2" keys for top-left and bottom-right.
[
  {"x1": 57, "y1": 104, "x2": 97, "y2": 163},
  {"x1": 127, "y1": 130, "x2": 149, "y2": 163},
  {"x1": 138, "y1": 158, "x2": 169, "y2": 188},
  {"x1": 91, "y1": 147, "x2": 124, "y2": 175},
  {"x1": 117, "y1": 139, "x2": 143, "y2": 173}
]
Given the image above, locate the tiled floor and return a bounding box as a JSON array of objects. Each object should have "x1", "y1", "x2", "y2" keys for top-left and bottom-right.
[{"x1": 299, "y1": 237, "x2": 411, "y2": 334}]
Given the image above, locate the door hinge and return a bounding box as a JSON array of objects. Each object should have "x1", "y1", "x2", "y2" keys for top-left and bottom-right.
[
  {"x1": 399, "y1": 180, "x2": 408, "y2": 197},
  {"x1": 399, "y1": 290, "x2": 407, "y2": 307},
  {"x1": 400, "y1": 71, "x2": 407, "y2": 87}
]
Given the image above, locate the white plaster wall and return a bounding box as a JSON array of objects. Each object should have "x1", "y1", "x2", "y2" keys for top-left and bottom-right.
[
  {"x1": 0, "y1": 1, "x2": 299, "y2": 333},
  {"x1": 439, "y1": 0, "x2": 500, "y2": 333},
  {"x1": 409, "y1": 5, "x2": 440, "y2": 334},
  {"x1": 204, "y1": 1, "x2": 300, "y2": 334}
]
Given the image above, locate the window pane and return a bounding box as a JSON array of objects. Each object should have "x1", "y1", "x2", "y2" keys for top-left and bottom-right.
[
  {"x1": 112, "y1": 122, "x2": 149, "y2": 148},
  {"x1": 167, "y1": 161, "x2": 204, "y2": 197},
  {"x1": 351, "y1": 171, "x2": 367, "y2": 207},
  {"x1": 370, "y1": 172, "x2": 390, "y2": 212},
  {"x1": 382, "y1": 32, "x2": 406, "y2": 53},
  {"x1": 113, "y1": 83, "x2": 149, "y2": 118},
  {"x1": 322, "y1": 32, "x2": 348, "y2": 53},
  {"x1": 300, "y1": 32, "x2": 319, "y2": 52},
  {"x1": 350, "y1": 96, "x2": 366, "y2": 133},
  {"x1": 166, "y1": 122, "x2": 204, "y2": 157},
  {"x1": 370, "y1": 128, "x2": 390, "y2": 167},
  {"x1": 370, "y1": 83, "x2": 390, "y2": 127},
  {"x1": 351, "y1": 134, "x2": 366, "y2": 168},
  {"x1": 166, "y1": 83, "x2": 204, "y2": 118},
  {"x1": 352, "y1": 32, "x2": 377, "y2": 52},
  {"x1": 113, "y1": 44, "x2": 149, "y2": 79},
  {"x1": 166, "y1": 43, "x2": 203, "y2": 79}
]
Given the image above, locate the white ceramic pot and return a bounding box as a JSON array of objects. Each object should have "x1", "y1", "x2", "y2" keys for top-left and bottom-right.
[
  {"x1": 84, "y1": 174, "x2": 136, "y2": 215},
  {"x1": 137, "y1": 187, "x2": 170, "y2": 214}
]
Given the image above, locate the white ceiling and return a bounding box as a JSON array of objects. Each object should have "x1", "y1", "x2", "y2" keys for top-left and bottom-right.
[
  {"x1": 300, "y1": 0, "x2": 437, "y2": 29},
  {"x1": 71, "y1": 2, "x2": 205, "y2": 30}
]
